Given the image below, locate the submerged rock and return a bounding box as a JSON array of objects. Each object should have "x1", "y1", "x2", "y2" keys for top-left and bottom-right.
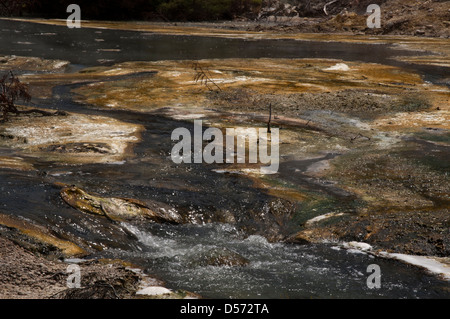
[
  {"x1": 188, "y1": 247, "x2": 250, "y2": 267},
  {"x1": 60, "y1": 186, "x2": 182, "y2": 224},
  {"x1": 0, "y1": 55, "x2": 69, "y2": 72}
]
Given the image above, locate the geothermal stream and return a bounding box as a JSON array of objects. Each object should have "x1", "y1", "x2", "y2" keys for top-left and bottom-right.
[{"x1": 0, "y1": 19, "x2": 449, "y2": 298}]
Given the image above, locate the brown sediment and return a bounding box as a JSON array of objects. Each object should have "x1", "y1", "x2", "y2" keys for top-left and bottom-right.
[
  {"x1": 374, "y1": 90, "x2": 450, "y2": 131},
  {"x1": 256, "y1": 182, "x2": 309, "y2": 203}
]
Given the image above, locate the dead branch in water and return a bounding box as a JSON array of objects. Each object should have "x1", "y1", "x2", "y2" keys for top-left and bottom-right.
[
  {"x1": 350, "y1": 133, "x2": 371, "y2": 143},
  {"x1": 0, "y1": 71, "x2": 64, "y2": 121},
  {"x1": 0, "y1": 71, "x2": 30, "y2": 120},
  {"x1": 192, "y1": 62, "x2": 222, "y2": 92}
]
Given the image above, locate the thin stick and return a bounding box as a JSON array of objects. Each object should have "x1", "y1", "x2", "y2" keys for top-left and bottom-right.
[{"x1": 192, "y1": 62, "x2": 222, "y2": 92}]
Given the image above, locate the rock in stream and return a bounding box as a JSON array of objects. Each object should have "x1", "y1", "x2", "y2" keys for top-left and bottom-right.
[{"x1": 60, "y1": 186, "x2": 183, "y2": 224}]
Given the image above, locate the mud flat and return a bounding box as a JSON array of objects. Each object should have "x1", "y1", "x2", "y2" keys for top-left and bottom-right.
[{"x1": 0, "y1": 235, "x2": 198, "y2": 299}]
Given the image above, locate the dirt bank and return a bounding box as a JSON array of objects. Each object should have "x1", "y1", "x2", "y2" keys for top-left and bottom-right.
[{"x1": 250, "y1": 0, "x2": 450, "y2": 38}]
